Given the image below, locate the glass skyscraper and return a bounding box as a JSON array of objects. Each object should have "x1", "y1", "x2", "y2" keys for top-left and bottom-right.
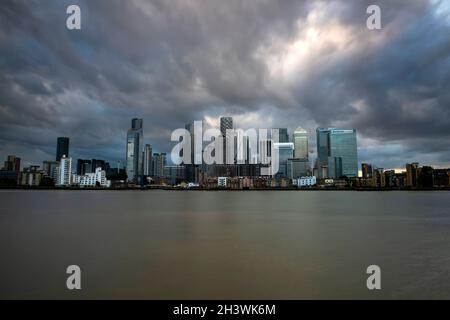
[
  {"x1": 56, "y1": 137, "x2": 69, "y2": 162},
  {"x1": 126, "y1": 118, "x2": 144, "y2": 183},
  {"x1": 274, "y1": 142, "x2": 294, "y2": 177},
  {"x1": 293, "y1": 127, "x2": 309, "y2": 159},
  {"x1": 316, "y1": 128, "x2": 358, "y2": 178}
]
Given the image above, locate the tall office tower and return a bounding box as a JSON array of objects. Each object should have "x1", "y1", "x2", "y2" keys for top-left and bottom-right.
[
  {"x1": 287, "y1": 158, "x2": 310, "y2": 179},
  {"x1": 275, "y1": 128, "x2": 289, "y2": 143},
  {"x1": 152, "y1": 153, "x2": 167, "y2": 177},
  {"x1": 406, "y1": 162, "x2": 419, "y2": 188},
  {"x1": 77, "y1": 159, "x2": 92, "y2": 175},
  {"x1": 91, "y1": 159, "x2": 107, "y2": 172},
  {"x1": 316, "y1": 128, "x2": 358, "y2": 178},
  {"x1": 327, "y1": 156, "x2": 343, "y2": 179},
  {"x1": 293, "y1": 127, "x2": 309, "y2": 159},
  {"x1": 3, "y1": 155, "x2": 21, "y2": 172},
  {"x1": 57, "y1": 155, "x2": 72, "y2": 186},
  {"x1": 316, "y1": 128, "x2": 330, "y2": 177},
  {"x1": 143, "y1": 144, "x2": 153, "y2": 176},
  {"x1": 183, "y1": 122, "x2": 196, "y2": 182},
  {"x1": 274, "y1": 142, "x2": 294, "y2": 177},
  {"x1": 220, "y1": 116, "x2": 233, "y2": 137},
  {"x1": 220, "y1": 116, "x2": 234, "y2": 164},
  {"x1": 43, "y1": 160, "x2": 59, "y2": 183},
  {"x1": 362, "y1": 163, "x2": 373, "y2": 179},
  {"x1": 126, "y1": 118, "x2": 144, "y2": 183},
  {"x1": 56, "y1": 137, "x2": 69, "y2": 162}
]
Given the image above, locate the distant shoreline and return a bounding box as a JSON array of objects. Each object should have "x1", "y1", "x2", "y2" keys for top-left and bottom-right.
[{"x1": 1, "y1": 186, "x2": 449, "y2": 192}]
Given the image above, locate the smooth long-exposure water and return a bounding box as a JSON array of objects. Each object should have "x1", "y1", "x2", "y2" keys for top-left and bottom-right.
[{"x1": 1, "y1": 190, "x2": 449, "y2": 299}]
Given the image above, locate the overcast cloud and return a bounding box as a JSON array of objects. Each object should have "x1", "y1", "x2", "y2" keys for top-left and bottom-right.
[{"x1": 0, "y1": 0, "x2": 449, "y2": 169}]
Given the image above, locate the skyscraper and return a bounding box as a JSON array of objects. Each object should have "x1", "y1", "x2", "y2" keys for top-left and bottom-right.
[
  {"x1": 406, "y1": 162, "x2": 419, "y2": 188},
  {"x1": 316, "y1": 128, "x2": 358, "y2": 178},
  {"x1": 3, "y1": 155, "x2": 21, "y2": 172},
  {"x1": 220, "y1": 116, "x2": 233, "y2": 137},
  {"x1": 143, "y1": 144, "x2": 153, "y2": 176},
  {"x1": 126, "y1": 118, "x2": 144, "y2": 183},
  {"x1": 77, "y1": 159, "x2": 92, "y2": 175},
  {"x1": 316, "y1": 128, "x2": 330, "y2": 172},
  {"x1": 57, "y1": 155, "x2": 72, "y2": 186},
  {"x1": 220, "y1": 116, "x2": 233, "y2": 164},
  {"x1": 274, "y1": 142, "x2": 294, "y2": 177},
  {"x1": 152, "y1": 153, "x2": 167, "y2": 177},
  {"x1": 276, "y1": 128, "x2": 289, "y2": 143},
  {"x1": 56, "y1": 137, "x2": 69, "y2": 162},
  {"x1": 362, "y1": 163, "x2": 373, "y2": 179},
  {"x1": 293, "y1": 127, "x2": 309, "y2": 159}
]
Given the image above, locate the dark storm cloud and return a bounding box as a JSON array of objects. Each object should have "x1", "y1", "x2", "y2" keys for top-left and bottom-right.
[{"x1": 0, "y1": 0, "x2": 449, "y2": 169}]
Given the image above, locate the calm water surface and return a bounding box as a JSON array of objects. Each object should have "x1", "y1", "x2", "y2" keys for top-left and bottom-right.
[{"x1": 1, "y1": 190, "x2": 450, "y2": 299}]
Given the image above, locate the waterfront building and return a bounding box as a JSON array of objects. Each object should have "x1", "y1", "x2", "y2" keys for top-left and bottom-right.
[
  {"x1": 433, "y1": 169, "x2": 450, "y2": 187},
  {"x1": 406, "y1": 162, "x2": 419, "y2": 188},
  {"x1": 56, "y1": 137, "x2": 69, "y2": 162},
  {"x1": 77, "y1": 167, "x2": 110, "y2": 188},
  {"x1": 184, "y1": 121, "x2": 197, "y2": 182},
  {"x1": 143, "y1": 144, "x2": 153, "y2": 176},
  {"x1": 287, "y1": 158, "x2": 310, "y2": 179},
  {"x1": 163, "y1": 165, "x2": 185, "y2": 185},
  {"x1": 43, "y1": 160, "x2": 59, "y2": 183},
  {"x1": 152, "y1": 153, "x2": 167, "y2": 177},
  {"x1": 57, "y1": 155, "x2": 72, "y2": 186},
  {"x1": 274, "y1": 143, "x2": 294, "y2": 177},
  {"x1": 362, "y1": 163, "x2": 373, "y2": 179},
  {"x1": 276, "y1": 128, "x2": 289, "y2": 143},
  {"x1": 91, "y1": 159, "x2": 107, "y2": 172},
  {"x1": 218, "y1": 176, "x2": 227, "y2": 187},
  {"x1": 220, "y1": 116, "x2": 234, "y2": 164},
  {"x1": 296, "y1": 176, "x2": 317, "y2": 187},
  {"x1": 3, "y1": 155, "x2": 21, "y2": 172},
  {"x1": 293, "y1": 127, "x2": 309, "y2": 159},
  {"x1": 316, "y1": 128, "x2": 358, "y2": 178},
  {"x1": 77, "y1": 159, "x2": 91, "y2": 175},
  {"x1": 126, "y1": 118, "x2": 144, "y2": 183},
  {"x1": 327, "y1": 156, "x2": 343, "y2": 179},
  {"x1": 19, "y1": 165, "x2": 44, "y2": 186},
  {"x1": 373, "y1": 168, "x2": 386, "y2": 188}
]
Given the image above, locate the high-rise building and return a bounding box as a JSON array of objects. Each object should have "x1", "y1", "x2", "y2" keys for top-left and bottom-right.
[
  {"x1": 91, "y1": 159, "x2": 107, "y2": 172},
  {"x1": 276, "y1": 128, "x2": 289, "y2": 143},
  {"x1": 220, "y1": 117, "x2": 234, "y2": 164},
  {"x1": 293, "y1": 127, "x2": 309, "y2": 159},
  {"x1": 3, "y1": 155, "x2": 21, "y2": 172},
  {"x1": 328, "y1": 156, "x2": 343, "y2": 179},
  {"x1": 143, "y1": 144, "x2": 153, "y2": 176},
  {"x1": 287, "y1": 158, "x2": 310, "y2": 179},
  {"x1": 19, "y1": 165, "x2": 44, "y2": 186},
  {"x1": 362, "y1": 163, "x2": 373, "y2": 179},
  {"x1": 184, "y1": 122, "x2": 196, "y2": 182},
  {"x1": 57, "y1": 155, "x2": 72, "y2": 186},
  {"x1": 56, "y1": 137, "x2": 69, "y2": 162},
  {"x1": 77, "y1": 159, "x2": 92, "y2": 175},
  {"x1": 126, "y1": 118, "x2": 144, "y2": 183},
  {"x1": 316, "y1": 128, "x2": 330, "y2": 173},
  {"x1": 406, "y1": 163, "x2": 419, "y2": 188},
  {"x1": 152, "y1": 153, "x2": 167, "y2": 177},
  {"x1": 274, "y1": 142, "x2": 294, "y2": 177},
  {"x1": 43, "y1": 160, "x2": 59, "y2": 183},
  {"x1": 316, "y1": 128, "x2": 358, "y2": 178},
  {"x1": 220, "y1": 116, "x2": 233, "y2": 137}
]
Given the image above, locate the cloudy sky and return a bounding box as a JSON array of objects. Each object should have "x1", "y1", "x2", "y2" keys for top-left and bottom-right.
[{"x1": 0, "y1": 0, "x2": 449, "y2": 169}]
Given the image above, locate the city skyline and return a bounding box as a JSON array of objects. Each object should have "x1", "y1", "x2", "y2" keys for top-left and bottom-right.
[
  {"x1": 0, "y1": 1, "x2": 449, "y2": 170},
  {"x1": 1, "y1": 116, "x2": 445, "y2": 176}
]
